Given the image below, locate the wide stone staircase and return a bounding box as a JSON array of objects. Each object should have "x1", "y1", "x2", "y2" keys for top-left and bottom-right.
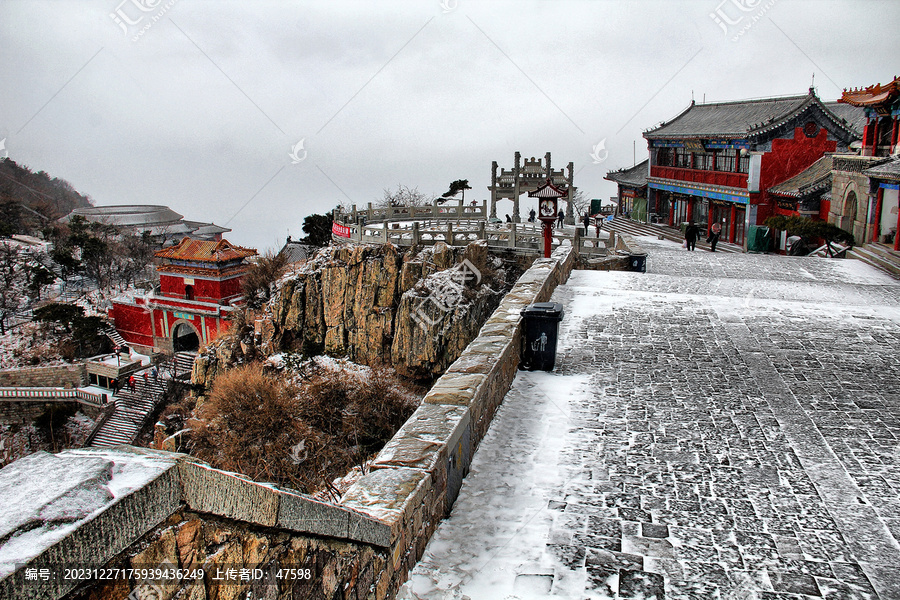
[
  {"x1": 848, "y1": 242, "x2": 900, "y2": 278},
  {"x1": 173, "y1": 352, "x2": 196, "y2": 380},
  {"x1": 603, "y1": 217, "x2": 744, "y2": 253},
  {"x1": 90, "y1": 367, "x2": 170, "y2": 447}
]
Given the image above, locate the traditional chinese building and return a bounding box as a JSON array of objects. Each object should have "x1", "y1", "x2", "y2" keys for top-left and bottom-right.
[
  {"x1": 831, "y1": 76, "x2": 900, "y2": 248},
  {"x1": 604, "y1": 159, "x2": 649, "y2": 221},
  {"x1": 110, "y1": 238, "x2": 257, "y2": 354},
  {"x1": 643, "y1": 89, "x2": 863, "y2": 247}
]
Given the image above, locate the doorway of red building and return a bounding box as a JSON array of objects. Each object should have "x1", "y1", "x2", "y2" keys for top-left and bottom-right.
[{"x1": 173, "y1": 322, "x2": 200, "y2": 352}]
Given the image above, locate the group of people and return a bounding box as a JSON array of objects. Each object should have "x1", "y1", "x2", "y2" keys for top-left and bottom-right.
[{"x1": 684, "y1": 221, "x2": 722, "y2": 252}]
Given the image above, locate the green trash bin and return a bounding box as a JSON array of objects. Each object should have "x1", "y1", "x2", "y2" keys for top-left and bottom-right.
[{"x1": 520, "y1": 302, "x2": 564, "y2": 371}]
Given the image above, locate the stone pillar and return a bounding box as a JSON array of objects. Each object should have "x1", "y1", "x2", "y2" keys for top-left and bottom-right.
[
  {"x1": 478, "y1": 220, "x2": 485, "y2": 240},
  {"x1": 382, "y1": 221, "x2": 388, "y2": 243},
  {"x1": 490, "y1": 161, "x2": 498, "y2": 220},
  {"x1": 509, "y1": 223, "x2": 517, "y2": 248},
  {"x1": 573, "y1": 224, "x2": 580, "y2": 256},
  {"x1": 412, "y1": 221, "x2": 420, "y2": 246},
  {"x1": 447, "y1": 222, "x2": 454, "y2": 246},
  {"x1": 545, "y1": 152, "x2": 552, "y2": 178},
  {"x1": 513, "y1": 152, "x2": 522, "y2": 223},
  {"x1": 565, "y1": 162, "x2": 575, "y2": 225}
]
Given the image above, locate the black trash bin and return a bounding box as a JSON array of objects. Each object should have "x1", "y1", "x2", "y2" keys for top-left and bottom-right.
[
  {"x1": 520, "y1": 302, "x2": 564, "y2": 371},
  {"x1": 628, "y1": 253, "x2": 647, "y2": 273}
]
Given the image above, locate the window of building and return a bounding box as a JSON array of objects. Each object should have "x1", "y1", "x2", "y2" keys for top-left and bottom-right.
[
  {"x1": 717, "y1": 149, "x2": 736, "y2": 172},
  {"x1": 657, "y1": 147, "x2": 673, "y2": 166},
  {"x1": 674, "y1": 148, "x2": 691, "y2": 168}
]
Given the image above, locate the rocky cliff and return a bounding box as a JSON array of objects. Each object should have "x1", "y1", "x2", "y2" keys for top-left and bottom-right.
[{"x1": 192, "y1": 241, "x2": 521, "y2": 387}]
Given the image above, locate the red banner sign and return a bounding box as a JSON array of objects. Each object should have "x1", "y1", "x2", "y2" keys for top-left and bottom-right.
[{"x1": 332, "y1": 222, "x2": 351, "y2": 238}]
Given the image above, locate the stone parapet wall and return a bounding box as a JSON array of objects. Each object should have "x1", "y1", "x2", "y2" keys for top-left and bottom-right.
[
  {"x1": 1, "y1": 246, "x2": 576, "y2": 600},
  {"x1": 0, "y1": 364, "x2": 87, "y2": 389},
  {"x1": 338, "y1": 245, "x2": 576, "y2": 594}
]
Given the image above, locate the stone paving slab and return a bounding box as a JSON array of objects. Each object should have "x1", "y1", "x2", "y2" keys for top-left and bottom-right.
[{"x1": 406, "y1": 237, "x2": 900, "y2": 600}]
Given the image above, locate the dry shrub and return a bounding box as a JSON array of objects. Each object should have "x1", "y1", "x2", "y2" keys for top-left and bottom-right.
[{"x1": 188, "y1": 360, "x2": 421, "y2": 494}]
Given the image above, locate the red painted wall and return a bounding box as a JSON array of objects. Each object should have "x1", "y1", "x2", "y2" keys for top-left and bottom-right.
[
  {"x1": 649, "y1": 166, "x2": 748, "y2": 190},
  {"x1": 757, "y1": 128, "x2": 836, "y2": 223},
  {"x1": 159, "y1": 273, "x2": 243, "y2": 303},
  {"x1": 110, "y1": 302, "x2": 154, "y2": 347}
]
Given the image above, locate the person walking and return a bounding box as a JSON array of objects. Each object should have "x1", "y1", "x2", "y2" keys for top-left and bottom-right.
[
  {"x1": 128, "y1": 375, "x2": 136, "y2": 393},
  {"x1": 708, "y1": 220, "x2": 722, "y2": 252},
  {"x1": 684, "y1": 221, "x2": 699, "y2": 251},
  {"x1": 557, "y1": 209, "x2": 564, "y2": 229},
  {"x1": 582, "y1": 213, "x2": 591, "y2": 236},
  {"x1": 528, "y1": 208, "x2": 536, "y2": 223}
]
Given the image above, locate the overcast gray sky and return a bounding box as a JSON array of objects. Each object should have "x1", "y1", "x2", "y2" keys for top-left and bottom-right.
[{"x1": 1, "y1": 0, "x2": 896, "y2": 251}]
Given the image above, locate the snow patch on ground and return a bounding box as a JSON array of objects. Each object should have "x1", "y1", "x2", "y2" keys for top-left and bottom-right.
[{"x1": 407, "y1": 372, "x2": 592, "y2": 599}]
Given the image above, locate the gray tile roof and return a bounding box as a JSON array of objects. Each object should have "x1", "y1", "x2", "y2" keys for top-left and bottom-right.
[
  {"x1": 645, "y1": 94, "x2": 862, "y2": 140},
  {"x1": 646, "y1": 95, "x2": 808, "y2": 138},
  {"x1": 768, "y1": 155, "x2": 833, "y2": 197},
  {"x1": 822, "y1": 102, "x2": 866, "y2": 138},
  {"x1": 863, "y1": 156, "x2": 900, "y2": 182},
  {"x1": 604, "y1": 159, "x2": 649, "y2": 187}
]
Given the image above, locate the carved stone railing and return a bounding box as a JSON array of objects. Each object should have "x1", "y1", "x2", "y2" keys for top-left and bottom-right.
[
  {"x1": 333, "y1": 219, "x2": 608, "y2": 256},
  {"x1": 334, "y1": 200, "x2": 488, "y2": 225}
]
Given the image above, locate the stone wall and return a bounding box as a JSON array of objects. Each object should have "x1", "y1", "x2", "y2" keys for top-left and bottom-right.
[
  {"x1": 1, "y1": 246, "x2": 576, "y2": 600},
  {"x1": 0, "y1": 364, "x2": 87, "y2": 389},
  {"x1": 0, "y1": 400, "x2": 74, "y2": 426}
]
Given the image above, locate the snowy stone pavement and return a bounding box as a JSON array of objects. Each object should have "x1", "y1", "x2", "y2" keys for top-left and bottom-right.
[{"x1": 405, "y1": 236, "x2": 900, "y2": 600}]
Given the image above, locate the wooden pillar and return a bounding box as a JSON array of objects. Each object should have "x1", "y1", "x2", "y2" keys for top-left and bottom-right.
[
  {"x1": 687, "y1": 198, "x2": 694, "y2": 223},
  {"x1": 668, "y1": 197, "x2": 675, "y2": 227},
  {"x1": 707, "y1": 206, "x2": 714, "y2": 237},
  {"x1": 729, "y1": 204, "x2": 737, "y2": 243},
  {"x1": 872, "y1": 187, "x2": 884, "y2": 243}
]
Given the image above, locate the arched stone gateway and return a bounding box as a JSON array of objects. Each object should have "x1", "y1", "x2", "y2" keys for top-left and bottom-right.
[{"x1": 172, "y1": 320, "x2": 200, "y2": 352}]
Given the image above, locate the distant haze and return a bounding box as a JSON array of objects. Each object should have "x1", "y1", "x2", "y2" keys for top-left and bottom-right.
[{"x1": 1, "y1": 0, "x2": 894, "y2": 251}]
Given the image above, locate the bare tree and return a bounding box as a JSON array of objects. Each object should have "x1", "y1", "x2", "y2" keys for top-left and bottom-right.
[
  {"x1": 0, "y1": 241, "x2": 27, "y2": 334},
  {"x1": 378, "y1": 184, "x2": 434, "y2": 209}
]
